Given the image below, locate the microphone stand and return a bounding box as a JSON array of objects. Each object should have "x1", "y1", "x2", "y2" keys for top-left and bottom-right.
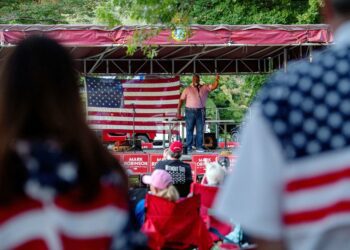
[
  {"x1": 201, "y1": 107, "x2": 208, "y2": 151},
  {"x1": 128, "y1": 103, "x2": 139, "y2": 152},
  {"x1": 197, "y1": 85, "x2": 208, "y2": 151}
]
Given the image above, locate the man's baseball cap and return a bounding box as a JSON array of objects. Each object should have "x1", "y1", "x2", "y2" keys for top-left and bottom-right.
[
  {"x1": 142, "y1": 169, "x2": 173, "y2": 189},
  {"x1": 169, "y1": 141, "x2": 183, "y2": 153}
]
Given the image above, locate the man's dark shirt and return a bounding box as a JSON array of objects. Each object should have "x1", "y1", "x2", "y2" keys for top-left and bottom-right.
[{"x1": 155, "y1": 159, "x2": 193, "y2": 197}]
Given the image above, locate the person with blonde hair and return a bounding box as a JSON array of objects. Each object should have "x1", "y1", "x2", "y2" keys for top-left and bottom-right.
[
  {"x1": 135, "y1": 169, "x2": 179, "y2": 226},
  {"x1": 202, "y1": 161, "x2": 226, "y2": 186},
  {"x1": 143, "y1": 169, "x2": 180, "y2": 202}
]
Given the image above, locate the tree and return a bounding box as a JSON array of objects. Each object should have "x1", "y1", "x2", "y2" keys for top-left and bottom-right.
[
  {"x1": 97, "y1": 0, "x2": 323, "y2": 27},
  {"x1": 0, "y1": 0, "x2": 324, "y2": 129},
  {"x1": 0, "y1": 0, "x2": 101, "y2": 24},
  {"x1": 96, "y1": 0, "x2": 324, "y2": 128},
  {"x1": 189, "y1": 0, "x2": 323, "y2": 25}
]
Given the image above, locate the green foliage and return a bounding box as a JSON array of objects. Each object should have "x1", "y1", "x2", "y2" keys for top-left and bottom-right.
[
  {"x1": 180, "y1": 75, "x2": 266, "y2": 123},
  {"x1": 297, "y1": 0, "x2": 324, "y2": 24},
  {"x1": 190, "y1": 0, "x2": 323, "y2": 25},
  {"x1": 96, "y1": 0, "x2": 323, "y2": 58},
  {"x1": 97, "y1": 0, "x2": 323, "y2": 27},
  {"x1": 95, "y1": 0, "x2": 324, "y2": 125},
  {"x1": 210, "y1": 75, "x2": 266, "y2": 122},
  {"x1": 96, "y1": 0, "x2": 193, "y2": 58},
  {"x1": 125, "y1": 29, "x2": 162, "y2": 57},
  {"x1": 0, "y1": 0, "x2": 325, "y2": 126},
  {"x1": 0, "y1": 0, "x2": 101, "y2": 24},
  {"x1": 96, "y1": 0, "x2": 193, "y2": 28}
]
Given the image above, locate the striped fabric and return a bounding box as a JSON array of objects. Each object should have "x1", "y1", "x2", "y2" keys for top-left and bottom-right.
[
  {"x1": 213, "y1": 24, "x2": 350, "y2": 250},
  {"x1": 280, "y1": 154, "x2": 350, "y2": 250},
  {"x1": 0, "y1": 185, "x2": 128, "y2": 250},
  {"x1": 86, "y1": 76, "x2": 180, "y2": 133}
]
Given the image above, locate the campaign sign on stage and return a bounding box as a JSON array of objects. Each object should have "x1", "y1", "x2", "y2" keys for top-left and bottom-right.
[
  {"x1": 122, "y1": 154, "x2": 149, "y2": 174},
  {"x1": 149, "y1": 154, "x2": 163, "y2": 172},
  {"x1": 218, "y1": 141, "x2": 239, "y2": 148},
  {"x1": 192, "y1": 154, "x2": 218, "y2": 175},
  {"x1": 227, "y1": 155, "x2": 237, "y2": 172},
  {"x1": 142, "y1": 143, "x2": 153, "y2": 149},
  {"x1": 189, "y1": 162, "x2": 197, "y2": 181},
  {"x1": 112, "y1": 153, "x2": 123, "y2": 162}
]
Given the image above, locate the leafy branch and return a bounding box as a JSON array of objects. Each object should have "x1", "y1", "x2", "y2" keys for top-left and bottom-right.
[{"x1": 96, "y1": 0, "x2": 194, "y2": 58}]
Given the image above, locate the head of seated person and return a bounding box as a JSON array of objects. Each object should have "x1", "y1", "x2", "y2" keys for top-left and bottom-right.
[
  {"x1": 0, "y1": 35, "x2": 127, "y2": 205},
  {"x1": 164, "y1": 141, "x2": 183, "y2": 160},
  {"x1": 203, "y1": 162, "x2": 226, "y2": 186},
  {"x1": 142, "y1": 169, "x2": 179, "y2": 202}
]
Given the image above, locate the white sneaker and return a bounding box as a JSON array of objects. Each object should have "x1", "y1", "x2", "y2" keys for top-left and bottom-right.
[{"x1": 195, "y1": 148, "x2": 205, "y2": 153}]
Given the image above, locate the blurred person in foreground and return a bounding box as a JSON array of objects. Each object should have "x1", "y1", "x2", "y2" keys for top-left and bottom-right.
[
  {"x1": 0, "y1": 36, "x2": 143, "y2": 249},
  {"x1": 155, "y1": 141, "x2": 193, "y2": 197},
  {"x1": 214, "y1": 1, "x2": 350, "y2": 250}
]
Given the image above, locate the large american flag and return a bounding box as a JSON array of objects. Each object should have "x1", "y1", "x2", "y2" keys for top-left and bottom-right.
[{"x1": 85, "y1": 76, "x2": 180, "y2": 133}]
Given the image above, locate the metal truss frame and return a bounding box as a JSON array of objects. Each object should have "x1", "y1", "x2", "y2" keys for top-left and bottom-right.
[
  {"x1": 0, "y1": 43, "x2": 325, "y2": 75},
  {"x1": 77, "y1": 43, "x2": 325, "y2": 75},
  {"x1": 79, "y1": 58, "x2": 272, "y2": 75}
]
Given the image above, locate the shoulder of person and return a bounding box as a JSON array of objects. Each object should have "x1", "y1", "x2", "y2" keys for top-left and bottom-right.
[
  {"x1": 257, "y1": 50, "x2": 337, "y2": 160},
  {"x1": 155, "y1": 160, "x2": 167, "y2": 169},
  {"x1": 257, "y1": 57, "x2": 314, "y2": 106},
  {"x1": 167, "y1": 159, "x2": 182, "y2": 165},
  {"x1": 178, "y1": 160, "x2": 191, "y2": 167},
  {"x1": 204, "y1": 84, "x2": 213, "y2": 90},
  {"x1": 180, "y1": 86, "x2": 190, "y2": 95},
  {"x1": 155, "y1": 159, "x2": 177, "y2": 166}
]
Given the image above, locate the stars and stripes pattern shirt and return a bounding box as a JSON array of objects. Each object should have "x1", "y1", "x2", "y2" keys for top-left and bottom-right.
[
  {"x1": 214, "y1": 21, "x2": 350, "y2": 250},
  {"x1": 0, "y1": 140, "x2": 144, "y2": 250},
  {"x1": 0, "y1": 184, "x2": 130, "y2": 250}
]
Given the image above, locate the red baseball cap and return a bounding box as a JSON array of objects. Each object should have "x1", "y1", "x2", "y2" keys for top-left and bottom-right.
[{"x1": 169, "y1": 141, "x2": 183, "y2": 153}]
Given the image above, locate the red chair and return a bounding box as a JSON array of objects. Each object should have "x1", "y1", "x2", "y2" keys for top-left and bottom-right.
[
  {"x1": 191, "y1": 182, "x2": 232, "y2": 241},
  {"x1": 141, "y1": 194, "x2": 213, "y2": 250}
]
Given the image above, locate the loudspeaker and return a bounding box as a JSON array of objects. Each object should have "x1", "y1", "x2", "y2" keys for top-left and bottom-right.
[
  {"x1": 114, "y1": 139, "x2": 142, "y2": 151},
  {"x1": 128, "y1": 139, "x2": 142, "y2": 150},
  {"x1": 203, "y1": 133, "x2": 217, "y2": 149},
  {"x1": 196, "y1": 174, "x2": 204, "y2": 183}
]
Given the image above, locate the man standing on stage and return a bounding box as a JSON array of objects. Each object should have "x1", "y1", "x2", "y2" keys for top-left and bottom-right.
[{"x1": 177, "y1": 74, "x2": 219, "y2": 153}]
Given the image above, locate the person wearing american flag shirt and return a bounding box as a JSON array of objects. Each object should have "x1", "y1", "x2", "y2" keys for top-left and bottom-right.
[
  {"x1": 214, "y1": 1, "x2": 350, "y2": 250},
  {"x1": 0, "y1": 36, "x2": 146, "y2": 250}
]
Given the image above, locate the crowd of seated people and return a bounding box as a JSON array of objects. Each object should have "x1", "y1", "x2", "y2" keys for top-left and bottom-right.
[
  {"x1": 0, "y1": 35, "x2": 247, "y2": 250},
  {"x1": 3, "y1": 1, "x2": 348, "y2": 248},
  {"x1": 130, "y1": 144, "x2": 249, "y2": 249},
  {"x1": 134, "y1": 169, "x2": 180, "y2": 227}
]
